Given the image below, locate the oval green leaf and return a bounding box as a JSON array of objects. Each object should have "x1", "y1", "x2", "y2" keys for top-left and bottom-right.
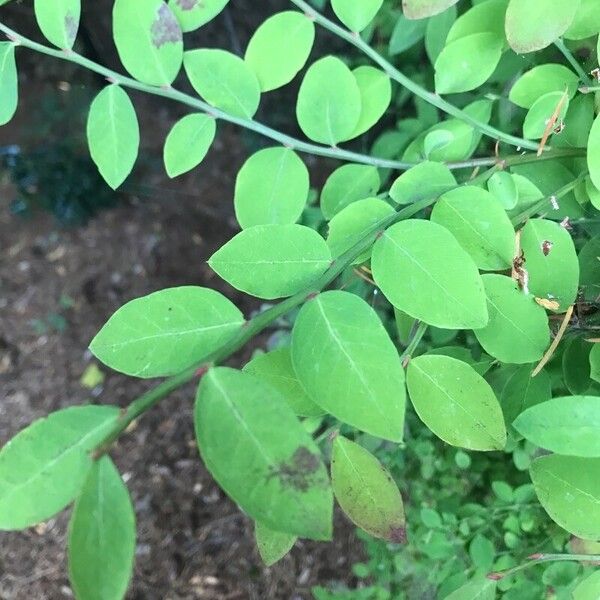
[
  {"x1": 446, "y1": 0, "x2": 508, "y2": 44},
  {"x1": 245, "y1": 11, "x2": 315, "y2": 92},
  {"x1": 565, "y1": 0, "x2": 600, "y2": 40},
  {"x1": 168, "y1": 0, "x2": 229, "y2": 32},
  {"x1": 113, "y1": 0, "x2": 183, "y2": 86},
  {"x1": 291, "y1": 291, "x2": 406, "y2": 442},
  {"x1": 90, "y1": 286, "x2": 244, "y2": 378},
  {"x1": 431, "y1": 186, "x2": 515, "y2": 271},
  {"x1": 531, "y1": 454, "x2": 600, "y2": 540},
  {"x1": 184, "y1": 48, "x2": 260, "y2": 118},
  {"x1": 331, "y1": 436, "x2": 406, "y2": 542},
  {"x1": 588, "y1": 113, "x2": 600, "y2": 192},
  {"x1": 255, "y1": 521, "x2": 296, "y2": 567},
  {"x1": 208, "y1": 224, "x2": 331, "y2": 300},
  {"x1": 514, "y1": 396, "x2": 600, "y2": 457},
  {"x1": 87, "y1": 84, "x2": 140, "y2": 190},
  {"x1": 389, "y1": 161, "x2": 456, "y2": 205},
  {"x1": 321, "y1": 164, "x2": 381, "y2": 220},
  {"x1": 326, "y1": 198, "x2": 395, "y2": 264},
  {"x1": 521, "y1": 218, "x2": 579, "y2": 311},
  {"x1": 434, "y1": 33, "x2": 503, "y2": 94},
  {"x1": 499, "y1": 364, "x2": 551, "y2": 427},
  {"x1": 243, "y1": 348, "x2": 324, "y2": 417},
  {"x1": 234, "y1": 147, "x2": 309, "y2": 229},
  {"x1": 444, "y1": 578, "x2": 497, "y2": 600},
  {"x1": 68, "y1": 456, "x2": 136, "y2": 600},
  {"x1": 523, "y1": 91, "x2": 569, "y2": 140},
  {"x1": 474, "y1": 274, "x2": 550, "y2": 364},
  {"x1": 34, "y1": 0, "x2": 80, "y2": 49},
  {"x1": 345, "y1": 66, "x2": 392, "y2": 140},
  {"x1": 371, "y1": 219, "x2": 488, "y2": 329},
  {"x1": 296, "y1": 56, "x2": 362, "y2": 145},
  {"x1": 163, "y1": 113, "x2": 216, "y2": 178},
  {"x1": 331, "y1": 0, "x2": 383, "y2": 32},
  {"x1": 509, "y1": 64, "x2": 578, "y2": 109},
  {"x1": 195, "y1": 367, "x2": 333, "y2": 540},
  {"x1": 407, "y1": 355, "x2": 507, "y2": 451},
  {"x1": 505, "y1": 0, "x2": 581, "y2": 53},
  {"x1": 0, "y1": 43, "x2": 18, "y2": 126},
  {"x1": 0, "y1": 406, "x2": 120, "y2": 530}
]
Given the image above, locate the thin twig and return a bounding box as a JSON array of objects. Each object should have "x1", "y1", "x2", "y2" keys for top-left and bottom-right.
[{"x1": 531, "y1": 305, "x2": 574, "y2": 377}]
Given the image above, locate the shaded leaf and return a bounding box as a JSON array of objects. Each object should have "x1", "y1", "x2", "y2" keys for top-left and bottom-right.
[
  {"x1": 0, "y1": 43, "x2": 18, "y2": 126},
  {"x1": 255, "y1": 521, "x2": 296, "y2": 567},
  {"x1": 403, "y1": 0, "x2": 460, "y2": 20},
  {"x1": 389, "y1": 161, "x2": 456, "y2": 205},
  {"x1": 195, "y1": 367, "x2": 333, "y2": 540}
]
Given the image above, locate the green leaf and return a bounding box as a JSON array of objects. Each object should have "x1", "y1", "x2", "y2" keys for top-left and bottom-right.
[
  {"x1": 86, "y1": 85, "x2": 140, "y2": 190},
  {"x1": 34, "y1": 0, "x2": 80, "y2": 49},
  {"x1": 469, "y1": 534, "x2": 495, "y2": 571},
  {"x1": 563, "y1": 337, "x2": 597, "y2": 395},
  {"x1": 475, "y1": 274, "x2": 550, "y2": 364},
  {"x1": 321, "y1": 164, "x2": 381, "y2": 220},
  {"x1": 509, "y1": 64, "x2": 579, "y2": 109},
  {"x1": 68, "y1": 457, "x2": 136, "y2": 600},
  {"x1": 243, "y1": 348, "x2": 324, "y2": 417},
  {"x1": 208, "y1": 224, "x2": 331, "y2": 300},
  {"x1": 488, "y1": 171, "x2": 518, "y2": 210},
  {"x1": 245, "y1": 11, "x2": 315, "y2": 92},
  {"x1": 573, "y1": 570, "x2": 600, "y2": 600},
  {"x1": 590, "y1": 344, "x2": 600, "y2": 384},
  {"x1": 331, "y1": 436, "x2": 406, "y2": 542},
  {"x1": 296, "y1": 56, "x2": 362, "y2": 145},
  {"x1": 531, "y1": 454, "x2": 600, "y2": 540},
  {"x1": 0, "y1": 43, "x2": 17, "y2": 126},
  {"x1": 446, "y1": 0, "x2": 508, "y2": 44},
  {"x1": 113, "y1": 0, "x2": 183, "y2": 86},
  {"x1": 0, "y1": 406, "x2": 120, "y2": 530},
  {"x1": 426, "y1": 346, "x2": 494, "y2": 376},
  {"x1": 588, "y1": 113, "x2": 600, "y2": 192},
  {"x1": 434, "y1": 33, "x2": 503, "y2": 94},
  {"x1": 402, "y1": 0, "x2": 459, "y2": 20},
  {"x1": 331, "y1": 0, "x2": 383, "y2": 32},
  {"x1": 168, "y1": 0, "x2": 228, "y2": 32},
  {"x1": 195, "y1": 367, "x2": 333, "y2": 540},
  {"x1": 291, "y1": 291, "x2": 406, "y2": 442},
  {"x1": 90, "y1": 286, "x2": 244, "y2": 378},
  {"x1": 389, "y1": 13, "x2": 427, "y2": 55},
  {"x1": 431, "y1": 186, "x2": 515, "y2": 271},
  {"x1": 326, "y1": 198, "x2": 395, "y2": 264},
  {"x1": 523, "y1": 91, "x2": 570, "y2": 140},
  {"x1": 346, "y1": 66, "x2": 392, "y2": 140},
  {"x1": 565, "y1": 0, "x2": 600, "y2": 39},
  {"x1": 499, "y1": 364, "x2": 551, "y2": 427},
  {"x1": 254, "y1": 521, "x2": 296, "y2": 567},
  {"x1": 514, "y1": 396, "x2": 600, "y2": 457},
  {"x1": 520, "y1": 218, "x2": 579, "y2": 311},
  {"x1": 371, "y1": 219, "x2": 488, "y2": 329},
  {"x1": 425, "y1": 5, "x2": 457, "y2": 63},
  {"x1": 389, "y1": 161, "x2": 456, "y2": 205},
  {"x1": 443, "y1": 578, "x2": 497, "y2": 600},
  {"x1": 184, "y1": 49, "x2": 260, "y2": 119},
  {"x1": 579, "y1": 236, "x2": 600, "y2": 302},
  {"x1": 505, "y1": 0, "x2": 581, "y2": 53},
  {"x1": 163, "y1": 113, "x2": 216, "y2": 178},
  {"x1": 407, "y1": 355, "x2": 507, "y2": 451},
  {"x1": 234, "y1": 147, "x2": 309, "y2": 229}
]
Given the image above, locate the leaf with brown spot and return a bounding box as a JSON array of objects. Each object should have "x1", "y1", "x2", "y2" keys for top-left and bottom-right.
[
  {"x1": 169, "y1": 0, "x2": 229, "y2": 32},
  {"x1": 34, "y1": 0, "x2": 80, "y2": 49},
  {"x1": 331, "y1": 436, "x2": 406, "y2": 542},
  {"x1": 113, "y1": 0, "x2": 183, "y2": 86}
]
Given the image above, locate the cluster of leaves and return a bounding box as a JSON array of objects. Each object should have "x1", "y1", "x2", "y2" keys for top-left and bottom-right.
[{"x1": 2, "y1": 0, "x2": 600, "y2": 598}]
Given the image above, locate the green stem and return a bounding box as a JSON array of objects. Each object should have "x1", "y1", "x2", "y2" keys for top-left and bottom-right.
[
  {"x1": 289, "y1": 0, "x2": 539, "y2": 152},
  {"x1": 555, "y1": 38, "x2": 592, "y2": 84},
  {"x1": 0, "y1": 22, "x2": 413, "y2": 171},
  {"x1": 580, "y1": 84, "x2": 600, "y2": 94},
  {"x1": 0, "y1": 24, "x2": 585, "y2": 172},
  {"x1": 93, "y1": 196, "x2": 437, "y2": 454},
  {"x1": 510, "y1": 171, "x2": 588, "y2": 225},
  {"x1": 488, "y1": 553, "x2": 600, "y2": 580},
  {"x1": 400, "y1": 322, "x2": 428, "y2": 364}
]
